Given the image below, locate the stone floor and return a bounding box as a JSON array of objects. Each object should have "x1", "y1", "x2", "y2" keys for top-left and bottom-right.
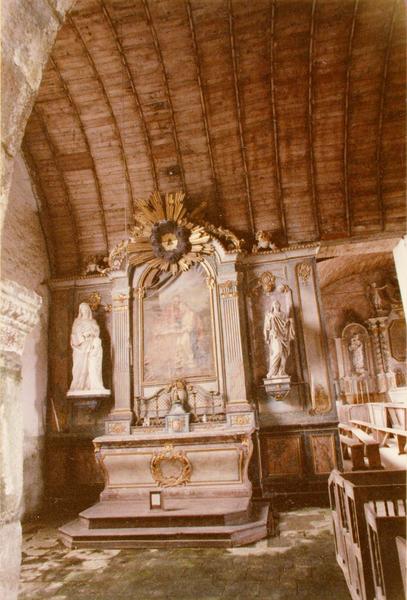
[{"x1": 19, "y1": 507, "x2": 351, "y2": 600}]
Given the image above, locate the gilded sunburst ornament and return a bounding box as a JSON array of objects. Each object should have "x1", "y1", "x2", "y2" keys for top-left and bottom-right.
[
  {"x1": 108, "y1": 191, "x2": 245, "y2": 276},
  {"x1": 126, "y1": 191, "x2": 212, "y2": 275}
]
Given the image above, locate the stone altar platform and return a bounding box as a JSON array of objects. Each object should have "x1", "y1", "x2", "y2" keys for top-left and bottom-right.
[{"x1": 59, "y1": 425, "x2": 270, "y2": 548}]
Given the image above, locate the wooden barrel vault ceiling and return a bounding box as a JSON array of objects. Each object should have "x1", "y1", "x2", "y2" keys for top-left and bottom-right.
[{"x1": 22, "y1": 0, "x2": 406, "y2": 277}]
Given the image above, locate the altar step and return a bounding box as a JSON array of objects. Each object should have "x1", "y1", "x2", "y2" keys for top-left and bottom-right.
[{"x1": 59, "y1": 502, "x2": 270, "y2": 548}]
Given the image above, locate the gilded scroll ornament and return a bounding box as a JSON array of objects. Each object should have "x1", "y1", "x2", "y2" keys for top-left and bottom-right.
[
  {"x1": 151, "y1": 445, "x2": 192, "y2": 488},
  {"x1": 297, "y1": 262, "x2": 312, "y2": 283}
]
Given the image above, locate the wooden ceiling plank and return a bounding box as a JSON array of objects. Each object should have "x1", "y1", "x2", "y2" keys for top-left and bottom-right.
[
  {"x1": 307, "y1": 0, "x2": 320, "y2": 239},
  {"x1": 376, "y1": 0, "x2": 398, "y2": 232},
  {"x1": 185, "y1": 0, "x2": 223, "y2": 224},
  {"x1": 68, "y1": 14, "x2": 135, "y2": 225},
  {"x1": 99, "y1": 0, "x2": 159, "y2": 190},
  {"x1": 31, "y1": 105, "x2": 82, "y2": 273},
  {"x1": 269, "y1": 0, "x2": 287, "y2": 242},
  {"x1": 227, "y1": 0, "x2": 255, "y2": 237},
  {"x1": 343, "y1": 0, "x2": 359, "y2": 236},
  {"x1": 21, "y1": 143, "x2": 58, "y2": 277},
  {"x1": 141, "y1": 0, "x2": 187, "y2": 192},
  {"x1": 49, "y1": 56, "x2": 110, "y2": 255}
]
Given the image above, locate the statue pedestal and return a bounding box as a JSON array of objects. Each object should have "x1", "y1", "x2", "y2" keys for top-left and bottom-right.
[
  {"x1": 263, "y1": 376, "x2": 291, "y2": 399},
  {"x1": 67, "y1": 389, "x2": 111, "y2": 398},
  {"x1": 58, "y1": 421, "x2": 270, "y2": 548}
]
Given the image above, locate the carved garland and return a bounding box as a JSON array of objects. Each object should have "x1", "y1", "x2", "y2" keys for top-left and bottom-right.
[{"x1": 150, "y1": 445, "x2": 192, "y2": 488}]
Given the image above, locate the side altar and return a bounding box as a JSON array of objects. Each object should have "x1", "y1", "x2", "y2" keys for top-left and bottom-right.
[{"x1": 59, "y1": 192, "x2": 270, "y2": 548}]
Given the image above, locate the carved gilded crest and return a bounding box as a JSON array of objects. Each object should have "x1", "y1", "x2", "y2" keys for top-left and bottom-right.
[{"x1": 151, "y1": 444, "x2": 192, "y2": 487}]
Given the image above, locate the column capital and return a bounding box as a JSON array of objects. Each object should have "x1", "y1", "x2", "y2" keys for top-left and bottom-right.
[{"x1": 0, "y1": 279, "x2": 42, "y2": 356}]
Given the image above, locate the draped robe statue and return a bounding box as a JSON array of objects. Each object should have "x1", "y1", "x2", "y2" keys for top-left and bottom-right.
[
  {"x1": 348, "y1": 334, "x2": 365, "y2": 375},
  {"x1": 264, "y1": 300, "x2": 295, "y2": 379},
  {"x1": 69, "y1": 302, "x2": 108, "y2": 393}
]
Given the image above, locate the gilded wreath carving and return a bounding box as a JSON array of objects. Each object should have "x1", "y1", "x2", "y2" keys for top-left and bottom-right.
[{"x1": 150, "y1": 444, "x2": 192, "y2": 488}]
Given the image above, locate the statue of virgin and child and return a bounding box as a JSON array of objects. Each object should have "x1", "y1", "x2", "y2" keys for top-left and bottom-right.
[{"x1": 68, "y1": 302, "x2": 109, "y2": 395}]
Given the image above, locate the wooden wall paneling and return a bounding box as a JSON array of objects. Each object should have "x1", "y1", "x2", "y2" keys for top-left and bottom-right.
[
  {"x1": 309, "y1": 432, "x2": 338, "y2": 475},
  {"x1": 100, "y1": 0, "x2": 159, "y2": 190},
  {"x1": 343, "y1": 0, "x2": 359, "y2": 236},
  {"x1": 68, "y1": 13, "x2": 136, "y2": 222},
  {"x1": 29, "y1": 106, "x2": 81, "y2": 270},
  {"x1": 273, "y1": 0, "x2": 316, "y2": 242},
  {"x1": 381, "y1": 0, "x2": 406, "y2": 230},
  {"x1": 186, "y1": 0, "x2": 223, "y2": 223},
  {"x1": 141, "y1": 0, "x2": 187, "y2": 192},
  {"x1": 46, "y1": 56, "x2": 110, "y2": 258},
  {"x1": 312, "y1": 0, "x2": 355, "y2": 239},
  {"x1": 145, "y1": 0, "x2": 215, "y2": 216},
  {"x1": 187, "y1": 0, "x2": 249, "y2": 235},
  {"x1": 347, "y1": 0, "x2": 394, "y2": 235}
]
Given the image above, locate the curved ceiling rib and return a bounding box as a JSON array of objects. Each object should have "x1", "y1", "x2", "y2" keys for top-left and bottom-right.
[
  {"x1": 68, "y1": 15, "x2": 135, "y2": 222},
  {"x1": 376, "y1": 0, "x2": 398, "y2": 231},
  {"x1": 185, "y1": 0, "x2": 223, "y2": 224},
  {"x1": 99, "y1": 0, "x2": 159, "y2": 191},
  {"x1": 31, "y1": 106, "x2": 81, "y2": 273},
  {"x1": 227, "y1": 0, "x2": 255, "y2": 237},
  {"x1": 49, "y1": 56, "x2": 109, "y2": 256},
  {"x1": 343, "y1": 0, "x2": 359, "y2": 236},
  {"x1": 269, "y1": 0, "x2": 287, "y2": 241},
  {"x1": 307, "y1": 0, "x2": 319, "y2": 239},
  {"x1": 141, "y1": 0, "x2": 187, "y2": 193}
]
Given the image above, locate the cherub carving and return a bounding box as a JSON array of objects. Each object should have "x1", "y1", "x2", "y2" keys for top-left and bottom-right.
[{"x1": 252, "y1": 231, "x2": 278, "y2": 253}]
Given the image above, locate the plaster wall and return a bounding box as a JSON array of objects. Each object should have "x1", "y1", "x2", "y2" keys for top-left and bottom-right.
[{"x1": 1, "y1": 154, "x2": 50, "y2": 518}]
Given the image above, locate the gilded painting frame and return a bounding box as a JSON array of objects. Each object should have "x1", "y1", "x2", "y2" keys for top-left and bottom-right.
[{"x1": 136, "y1": 262, "x2": 219, "y2": 387}]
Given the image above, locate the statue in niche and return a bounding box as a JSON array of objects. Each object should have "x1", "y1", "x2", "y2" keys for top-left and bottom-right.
[
  {"x1": 348, "y1": 334, "x2": 365, "y2": 375},
  {"x1": 368, "y1": 282, "x2": 389, "y2": 315},
  {"x1": 264, "y1": 300, "x2": 295, "y2": 379},
  {"x1": 68, "y1": 302, "x2": 109, "y2": 395}
]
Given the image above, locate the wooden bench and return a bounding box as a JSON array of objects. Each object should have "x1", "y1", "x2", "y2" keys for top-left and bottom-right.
[
  {"x1": 328, "y1": 469, "x2": 406, "y2": 600},
  {"x1": 350, "y1": 418, "x2": 407, "y2": 455},
  {"x1": 339, "y1": 434, "x2": 365, "y2": 471},
  {"x1": 365, "y1": 499, "x2": 406, "y2": 600},
  {"x1": 396, "y1": 536, "x2": 406, "y2": 596},
  {"x1": 339, "y1": 423, "x2": 383, "y2": 469}
]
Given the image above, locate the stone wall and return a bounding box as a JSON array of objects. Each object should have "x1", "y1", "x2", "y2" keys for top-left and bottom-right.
[
  {"x1": 1, "y1": 155, "x2": 50, "y2": 518},
  {"x1": 0, "y1": 0, "x2": 75, "y2": 231}
]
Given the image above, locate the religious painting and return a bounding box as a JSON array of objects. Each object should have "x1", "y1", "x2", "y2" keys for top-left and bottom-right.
[{"x1": 142, "y1": 268, "x2": 215, "y2": 383}]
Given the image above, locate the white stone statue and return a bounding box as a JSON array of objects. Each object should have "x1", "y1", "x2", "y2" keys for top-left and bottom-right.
[
  {"x1": 68, "y1": 302, "x2": 109, "y2": 395},
  {"x1": 264, "y1": 300, "x2": 295, "y2": 379},
  {"x1": 348, "y1": 333, "x2": 365, "y2": 375}
]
